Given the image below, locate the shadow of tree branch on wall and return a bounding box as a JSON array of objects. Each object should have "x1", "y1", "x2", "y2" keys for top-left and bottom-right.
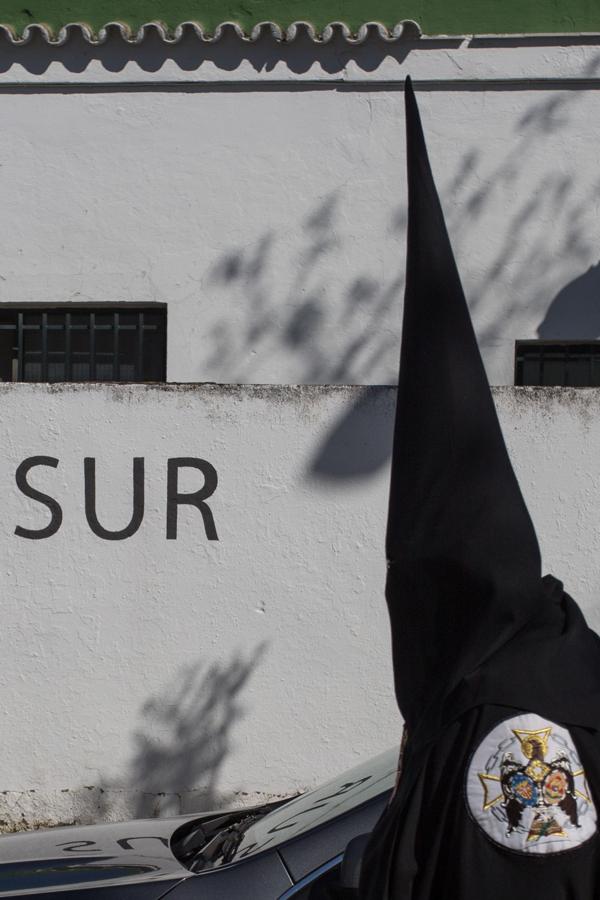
[
  {"x1": 308, "y1": 69, "x2": 600, "y2": 476},
  {"x1": 3, "y1": 44, "x2": 599, "y2": 480},
  {"x1": 440, "y1": 58, "x2": 600, "y2": 353},
  {"x1": 98, "y1": 643, "x2": 269, "y2": 820},
  {"x1": 203, "y1": 68, "x2": 600, "y2": 479},
  {"x1": 205, "y1": 192, "x2": 403, "y2": 388}
]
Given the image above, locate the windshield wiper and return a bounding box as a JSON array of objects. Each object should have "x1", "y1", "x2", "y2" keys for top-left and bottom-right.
[{"x1": 189, "y1": 813, "x2": 266, "y2": 872}]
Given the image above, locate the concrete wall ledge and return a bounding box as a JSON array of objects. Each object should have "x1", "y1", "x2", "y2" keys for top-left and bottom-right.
[{"x1": 3, "y1": 36, "x2": 600, "y2": 86}]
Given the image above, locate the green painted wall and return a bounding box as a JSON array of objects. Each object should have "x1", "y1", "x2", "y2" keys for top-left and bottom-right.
[{"x1": 0, "y1": 0, "x2": 599, "y2": 37}]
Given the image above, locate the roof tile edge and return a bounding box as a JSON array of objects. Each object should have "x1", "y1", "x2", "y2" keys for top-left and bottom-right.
[{"x1": 0, "y1": 19, "x2": 424, "y2": 45}]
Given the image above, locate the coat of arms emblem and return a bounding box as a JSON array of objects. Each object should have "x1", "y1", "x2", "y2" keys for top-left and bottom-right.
[{"x1": 466, "y1": 714, "x2": 597, "y2": 854}]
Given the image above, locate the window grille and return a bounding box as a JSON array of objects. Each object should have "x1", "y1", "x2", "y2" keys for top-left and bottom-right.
[
  {"x1": 0, "y1": 308, "x2": 166, "y2": 383},
  {"x1": 515, "y1": 340, "x2": 600, "y2": 387}
]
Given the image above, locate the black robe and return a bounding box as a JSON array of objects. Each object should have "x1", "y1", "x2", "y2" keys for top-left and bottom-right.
[
  {"x1": 359, "y1": 79, "x2": 600, "y2": 898},
  {"x1": 361, "y1": 578, "x2": 600, "y2": 898}
]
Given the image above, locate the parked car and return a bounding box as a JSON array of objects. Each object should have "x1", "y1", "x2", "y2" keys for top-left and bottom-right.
[{"x1": 0, "y1": 748, "x2": 396, "y2": 898}]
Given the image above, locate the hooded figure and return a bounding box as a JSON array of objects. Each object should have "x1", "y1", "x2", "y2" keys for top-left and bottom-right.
[{"x1": 359, "y1": 78, "x2": 600, "y2": 899}]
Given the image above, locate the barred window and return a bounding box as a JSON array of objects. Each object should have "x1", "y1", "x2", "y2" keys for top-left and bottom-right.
[
  {"x1": 515, "y1": 341, "x2": 600, "y2": 387},
  {"x1": 0, "y1": 308, "x2": 166, "y2": 383}
]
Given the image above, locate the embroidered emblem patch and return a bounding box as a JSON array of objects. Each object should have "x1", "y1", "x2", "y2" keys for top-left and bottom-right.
[{"x1": 466, "y1": 713, "x2": 597, "y2": 854}]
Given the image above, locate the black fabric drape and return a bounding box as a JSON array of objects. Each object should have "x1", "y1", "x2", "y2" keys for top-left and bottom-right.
[
  {"x1": 359, "y1": 78, "x2": 600, "y2": 899},
  {"x1": 386, "y1": 77, "x2": 542, "y2": 745},
  {"x1": 361, "y1": 704, "x2": 600, "y2": 899}
]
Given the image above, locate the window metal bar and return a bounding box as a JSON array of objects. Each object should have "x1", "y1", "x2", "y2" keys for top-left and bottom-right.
[
  {"x1": 17, "y1": 312, "x2": 23, "y2": 382},
  {"x1": 113, "y1": 311, "x2": 119, "y2": 381},
  {"x1": 514, "y1": 341, "x2": 525, "y2": 387},
  {"x1": 1, "y1": 307, "x2": 165, "y2": 384},
  {"x1": 90, "y1": 311, "x2": 96, "y2": 381},
  {"x1": 515, "y1": 341, "x2": 600, "y2": 387},
  {"x1": 41, "y1": 311, "x2": 48, "y2": 381},
  {"x1": 161, "y1": 313, "x2": 167, "y2": 382},
  {"x1": 137, "y1": 311, "x2": 144, "y2": 382},
  {"x1": 65, "y1": 312, "x2": 71, "y2": 381},
  {"x1": 541, "y1": 349, "x2": 546, "y2": 386}
]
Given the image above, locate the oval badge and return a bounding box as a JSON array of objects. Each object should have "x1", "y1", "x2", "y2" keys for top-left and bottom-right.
[{"x1": 466, "y1": 713, "x2": 597, "y2": 854}]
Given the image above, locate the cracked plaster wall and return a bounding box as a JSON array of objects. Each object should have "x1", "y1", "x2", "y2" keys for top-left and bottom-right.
[{"x1": 0, "y1": 384, "x2": 598, "y2": 829}]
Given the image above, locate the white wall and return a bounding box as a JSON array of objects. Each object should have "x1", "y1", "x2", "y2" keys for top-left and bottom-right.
[
  {"x1": 0, "y1": 382, "x2": 394, "y2": 827},
  {"x1": 0, "y1": 383, "x2": 598, "y2": 829},
  {"x1": 1, "y1": 33, "x2": 600, "y2": 828},
  {"x1": 1, "y1": 38, "x2": 600, "y2": 385}
]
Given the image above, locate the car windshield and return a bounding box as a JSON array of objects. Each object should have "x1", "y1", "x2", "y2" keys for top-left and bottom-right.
[{"x1": 172, "y1": 747, "x2": 397, "y2": 871}]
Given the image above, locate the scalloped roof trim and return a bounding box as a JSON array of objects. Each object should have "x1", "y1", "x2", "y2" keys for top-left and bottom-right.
[{"x1": 0, "y1": 19, "x2": 424, "y2": 45}]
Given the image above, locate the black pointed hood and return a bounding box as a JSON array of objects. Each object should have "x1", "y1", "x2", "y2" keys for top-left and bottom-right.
[
  {"x1": 359, "y1": 76, "x2": 600, "y2": 900},
  {"x1": 386, "y1": 77, "x2": 543, "y2": 738}
]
